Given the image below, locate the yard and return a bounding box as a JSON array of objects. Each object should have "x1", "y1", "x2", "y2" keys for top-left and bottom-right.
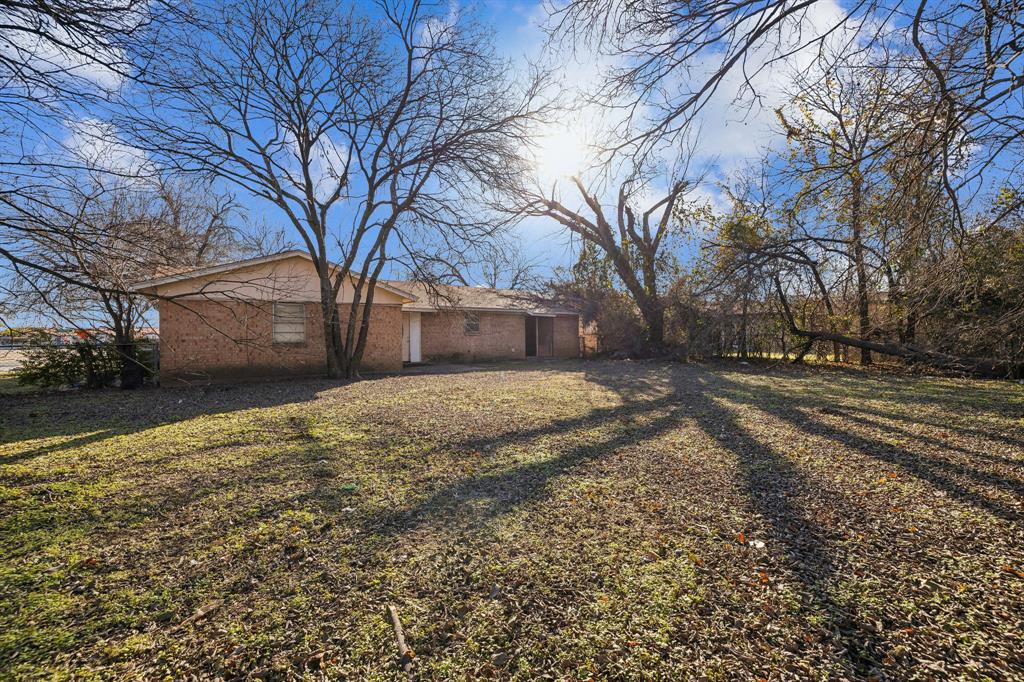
[{"x1": 1, "y1": 361, "x2": 1022, "y2": 680}]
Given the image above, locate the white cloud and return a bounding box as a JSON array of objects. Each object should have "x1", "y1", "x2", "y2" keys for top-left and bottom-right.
[
  {"x1": 64, "y1": 117, "x2": 153, "y2": 179},
  {"x1": 0, "y1": 10, "x2": 130, "y2": 93}
]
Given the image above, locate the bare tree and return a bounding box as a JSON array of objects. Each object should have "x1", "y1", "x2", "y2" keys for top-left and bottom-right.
[
  {"x1": 126, "y1": 0, "x2": 550, "y2": 378},
  {"x1": 477, "y1": 242, "x2": 542, "y2": 290},
  {"x1": 0, "y1": 0, "x2": 182, "y2": 284},
  {"x1": 547, "y1": 1, "x2": 1024, "y2": 223},
  {"x1": 512, "y1": 162, "x2": 703, "y2": 351},
  {"x1": 6, "y1": 176, "x2": 240, "y2": 386}
]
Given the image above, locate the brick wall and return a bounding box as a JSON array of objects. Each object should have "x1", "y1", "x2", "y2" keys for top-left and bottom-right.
[
  {"x1": 420, "y1": 311, "x2": 527, "y2": 362},
  {"x1": 553, "y1": 314, "x2": 581, "y2": 359},
  {"x1": 419, "y1": 311, "x2": 581, "y2": 361},
  {"x1": 158, "y1": 299, "x2": 402, "y2": 382}
]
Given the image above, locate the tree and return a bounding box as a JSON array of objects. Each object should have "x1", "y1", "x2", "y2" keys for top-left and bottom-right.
[
  {"x1": 1, "y1": 0, "x2": 180, "y2": 284},
  {"x1": 548, "y1": 0, "x2": 1024, "y2": 218},
  {"x1": 515, "y1": 170, "x2": 699, "y2": 352},
  {"x1": 127, "y1": 0, "x2": 550, "y2": 378},
  {"x1": 776, "y1": 53, "x2": 906, "y2": 364},
  {"x1": 6, "y1": 176, "x2": 240, "y2": 386}
]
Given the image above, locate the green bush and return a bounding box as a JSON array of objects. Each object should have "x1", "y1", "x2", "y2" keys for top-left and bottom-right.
[{"x1": 15, "y1": 341, "x2": 123, "y2": 389}]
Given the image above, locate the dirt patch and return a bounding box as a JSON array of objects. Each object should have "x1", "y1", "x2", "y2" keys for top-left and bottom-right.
[{"x1": 0, "y1": 349, "x2": 25, "y2": 373}]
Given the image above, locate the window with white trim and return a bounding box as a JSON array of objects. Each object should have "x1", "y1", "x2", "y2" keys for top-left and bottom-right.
[
  {"x1": 273, "y1": 302, "x2": 306, "y2": 343},
  {"x1": 463, "y1": 312, "x2": 480, "y2": 334}
]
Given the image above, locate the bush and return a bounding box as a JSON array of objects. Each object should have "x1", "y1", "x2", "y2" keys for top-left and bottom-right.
[{"x1": 16, "y1": 341, "x2": 123, "y2": 389}]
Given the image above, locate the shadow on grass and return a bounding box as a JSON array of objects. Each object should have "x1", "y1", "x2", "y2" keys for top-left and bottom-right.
[
  {"x1": 686, "y1": 378, "x2": 888, "y2": 677},
  {"x1": 705, "y1": 375, "x2": 1023, "y2": 523},
  {"x1": 0, "y1": 380, "x2": 342, "y2": 463},
  {"x1": 575, "y1": 361, "x2": 1022, "y2": 676},
  {"x1": 2, "y1": 359, "x2": 1020, "y2": 677},
  {"x1": 339, "y1": 394, "x2": 685, "y2": 531}
]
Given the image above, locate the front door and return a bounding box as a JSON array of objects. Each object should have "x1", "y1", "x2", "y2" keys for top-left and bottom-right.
[
  {"x1": 402, "y1": 312, "x2": 421, "y2": 364},
  {"x1": 402, "y1": 313, "x2": 411, "y2": 362}
]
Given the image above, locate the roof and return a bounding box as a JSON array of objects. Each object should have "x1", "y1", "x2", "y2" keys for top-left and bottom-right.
[
  {"x1": 131, "y1": 250, "x2": 418, "y2": 302},
  {"x1": 382, "y1": 280, "x2": 577, "y2": 316}
]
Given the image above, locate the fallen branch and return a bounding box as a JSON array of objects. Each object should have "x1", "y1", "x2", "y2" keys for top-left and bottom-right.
[
  {"x1": 386, "y1": 604, "x2": 415, "y2": 681},
  {"x1": 791, "y1": 338, "x2": 815, "y2": 365},
  {"x1": 772, "y1": 277, "x2": 1024, "y2": 379},
  {"x1": 177, "y1": 599, "x2": 223, "y2": 630}
]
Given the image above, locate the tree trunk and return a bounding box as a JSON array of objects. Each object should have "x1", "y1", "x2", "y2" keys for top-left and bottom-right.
[
  {"x1": 850, "y1": 173, "x2": 872, "y2": 365},
  {"x1": 904, "y1": 307, "x2": 917, "y2": 344},
  {"x1": 640, "y1": 299, "x2": 666, "y2": 352},
  {"x1": 773, "y1": 276, "x2": 1022, "y2": 378},
  {"x1": 115, "y1": 333, "x2": 143, "y2": 389},
  {"x1": 791, "y1": 327, "x2": 1023, "y2": 379},
  {"x1": 321, "y1": 285, "x2": 344, "y2": 380},
  {"x1": 739, "y1": 292, "x2": 749, "y2": 360},
  {"x1": 75, "y1": 343, "x2": 101, "y2": 389}
]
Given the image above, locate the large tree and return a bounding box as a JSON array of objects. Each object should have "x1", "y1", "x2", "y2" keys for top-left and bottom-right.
[
  {"x1": 548, "y1": 1, "x2": 1024, "y2": 225},
  {"x1": 5, "y1": 176, "x2": 240, "y2": 386},
  {"x1": 0, "y1": 0, "x2": 179, "y2": 285},
  {"x1": 775, "y1": 52, "x2": 906, "y2": 364},
  {"x1": 515, "y1": 170, "x2": 700, "y2": 351},
  {"x1": 127, "y1": 0, "x2": 550, "y2": 378}
]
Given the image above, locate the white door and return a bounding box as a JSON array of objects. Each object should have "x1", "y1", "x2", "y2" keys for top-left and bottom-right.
[
  {"x1": 402, "y1": 312, "x2": 422, "y2": 363},
  {"x1": 402, "y1": 313, "x2": 411, "y2": 362},
  {"x1": 409, "y1": 312, "x2": 421, "y2": 363}
]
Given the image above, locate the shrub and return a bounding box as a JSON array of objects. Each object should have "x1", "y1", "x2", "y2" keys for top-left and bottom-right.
[{"x1": 16, "y1": 341, "x2": 122, "y2": 389}]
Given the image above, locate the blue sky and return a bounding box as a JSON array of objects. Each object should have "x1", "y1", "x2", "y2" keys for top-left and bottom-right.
[{"x1": 3, "y1": 0, "x2": 868, "y2": 328}]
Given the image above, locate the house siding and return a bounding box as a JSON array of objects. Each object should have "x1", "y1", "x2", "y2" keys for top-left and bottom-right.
[
  {"x1": 420, "y1": 311, "x2": 527, "y2": 362},
  {"x1": 158, "y1": 300, "x2": 402, "y2": 382}
]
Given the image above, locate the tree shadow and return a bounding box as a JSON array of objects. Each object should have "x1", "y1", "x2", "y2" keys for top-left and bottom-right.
[
  {"x1": 824, "y1": 407, "x2": 1024, "y2": 468},
  {"x1": 0, "y1": 379, "x2": 347, "y2": 463},
  {"x1": 573, "y1": 361, "x2": 1022, "y2": 676},
  {"x1": 840, "y1": 402, "x2": 1024, "y2": 451},
  {"x1": 331, "y1": 394, "x2": 684, "y2": 534},
  {"x1": 686, "y1": 382, "x2": 889, "y2": 677},
  {"x1": 706, "y1": 375, "x2": 1022, "y2": 523}
]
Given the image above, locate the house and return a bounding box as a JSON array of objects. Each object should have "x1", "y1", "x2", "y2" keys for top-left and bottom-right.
[
  {"x1": 382, "y1": 280, "x2": 581, "y2": 364},
  {"x1": 132, "y1": 250, "x2": 580, "y2": 382}
]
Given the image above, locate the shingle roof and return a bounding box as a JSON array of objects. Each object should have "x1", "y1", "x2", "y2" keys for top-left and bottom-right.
[{"x1": 382, "y1": 281, "x2": 577, "y2": 316}]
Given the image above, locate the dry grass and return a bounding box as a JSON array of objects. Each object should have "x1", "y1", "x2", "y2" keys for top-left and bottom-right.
[{"x1": 1, "y1": 360, "x2": 1022, "y2": 680}]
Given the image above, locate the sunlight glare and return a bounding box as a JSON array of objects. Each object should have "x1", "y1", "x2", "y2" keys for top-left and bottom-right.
[{"x1": 531, "y1": 124, "x2": 593, "y2": 183}]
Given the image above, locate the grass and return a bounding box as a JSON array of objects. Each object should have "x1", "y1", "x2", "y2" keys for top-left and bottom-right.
[
  {"x1": 1, "y1": 360, "x2": 1022, "y2": 680},
  {"x1": 0, "y1": 372, "x2": 34, "y2": 397}
]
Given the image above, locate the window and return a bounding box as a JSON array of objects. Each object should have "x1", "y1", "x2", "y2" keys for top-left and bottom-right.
[
  {"x1": 463, "y1": 313, "x2": 480, "y2": 335},
  {"x1": 273, "y1": 303, "x2": 306, "y2": 344}
]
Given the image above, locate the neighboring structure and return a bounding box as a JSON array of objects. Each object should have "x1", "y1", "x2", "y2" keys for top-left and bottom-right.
[{"x1": 133, "y1": 251, "x2": 580, "y2": 382}]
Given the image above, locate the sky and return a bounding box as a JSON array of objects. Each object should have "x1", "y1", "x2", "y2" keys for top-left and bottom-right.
[
  {"x1": 142, "y1": 0, "x2": 809, "y2": 281},
  {"x1": 419, "y1": 0, "x2": 800, "y2": 279},
  {"x1": 2, "y1": 0, "x2": 851, "y2": 327}
]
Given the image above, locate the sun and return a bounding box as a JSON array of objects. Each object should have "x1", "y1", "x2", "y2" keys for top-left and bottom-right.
[{"x1": 531, "y1": 123, "x2": 593, "y2": 183}]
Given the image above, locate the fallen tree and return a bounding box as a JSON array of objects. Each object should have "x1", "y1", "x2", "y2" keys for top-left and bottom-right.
[{"x1": 773, "y1": 278, "x2": 1024, "y2": 379}]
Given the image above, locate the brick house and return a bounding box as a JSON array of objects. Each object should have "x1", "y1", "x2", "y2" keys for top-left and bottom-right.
[
  {"x1": 384, "y1": 280, "x2": 582, "y2": 364},
  {"x1": 133, "y1": 251, "x2": 580, "y2": 382}
]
